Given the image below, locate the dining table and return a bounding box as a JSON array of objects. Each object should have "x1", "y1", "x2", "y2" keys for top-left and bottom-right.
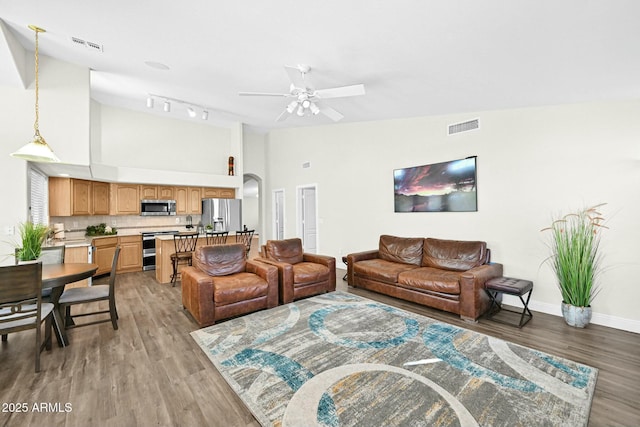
[{"x1": 42, "y1": 262, "x2": 99, "y2": 347}]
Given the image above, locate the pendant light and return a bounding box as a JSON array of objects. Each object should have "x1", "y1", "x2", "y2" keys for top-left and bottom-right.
[{"x1": 10, "y1": 25, "x2": 60, "y2": 163}]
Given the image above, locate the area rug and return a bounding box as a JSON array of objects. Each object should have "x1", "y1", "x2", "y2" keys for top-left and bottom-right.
[{"x1": 191, "y1": 291, "x2": 597, "y2": 427}]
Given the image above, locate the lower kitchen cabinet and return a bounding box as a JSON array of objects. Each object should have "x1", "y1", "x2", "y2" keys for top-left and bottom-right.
[
  {"x1": 117, "y1": 235, "x2": 142, "y2": 273},
  {"x1": 92, "y1": 236, "x2": 118, "y2": 276},
  {"x1": 64, "y1": 245, "x2": 91, "y2": 288}
]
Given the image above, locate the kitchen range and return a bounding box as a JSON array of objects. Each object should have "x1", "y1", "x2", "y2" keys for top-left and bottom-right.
[{"x1": 142, "y1": 230, "x2": 179, "y2": 270}]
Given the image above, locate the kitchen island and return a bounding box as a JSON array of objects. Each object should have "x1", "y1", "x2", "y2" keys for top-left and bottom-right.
[{"x1": 154, "y1": 232, "x2": 259, "y2": 284}]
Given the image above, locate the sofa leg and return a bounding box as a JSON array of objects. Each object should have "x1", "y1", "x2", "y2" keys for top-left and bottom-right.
[{"x1": 460, "y1": 316, "x2": 478, "y2": 323}]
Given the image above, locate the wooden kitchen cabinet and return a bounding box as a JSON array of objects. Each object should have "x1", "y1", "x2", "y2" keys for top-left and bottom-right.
[
  {"x1": 139, "y1": 185, "x2": 157, "y2": 200},
  {"x1": 92, "y1": 236, "x2": 118, "y2": 276},
  {"x1": 110, "y1": 184, "x2": 140, "y2": 215},
  {"x1": 201, "y1": 187, "x2": 235, "y2": 199},
  {"x1": 158, "y1": 186, "x2": 175, "y2": 200},
  {"x1": 176, "y1": 186, "x2": 202, "y2": 214},
  {"x1": 117, "y1": 235, "x2": 142, "y2": 273},
  {"x1": 49, "y1": 177, "x2": 108, "y2": 216},
  {"x1": 92, "y1": 181, "x2": 110, "y2": 215}
]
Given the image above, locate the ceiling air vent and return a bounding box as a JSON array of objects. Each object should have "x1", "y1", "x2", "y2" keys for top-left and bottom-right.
[
  {"x1": 448, "y1": 118, "x2": 479, "y2": 135},
  {"x1": 70, "y1": 36, "x2": 103, "y2": 53}
]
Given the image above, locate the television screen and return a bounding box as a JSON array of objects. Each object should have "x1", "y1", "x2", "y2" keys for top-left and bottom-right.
[{"x1": 393, "y1": 157, "x2": 477, "y2": 212}]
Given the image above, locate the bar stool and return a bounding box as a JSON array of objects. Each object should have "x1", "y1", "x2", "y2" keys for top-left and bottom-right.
[
  {"x1": 484, "y1": 277, "x2": 533, "y2": 328},
  {"x1": 205, "y1": 231, "x2": 229, "y2": 245},
  {"x1": 235, "y1": 229, "x2": 255, "y2": 258},
  {"x1": 170, "y1": 232, "x2": 198, "y2": 286}
]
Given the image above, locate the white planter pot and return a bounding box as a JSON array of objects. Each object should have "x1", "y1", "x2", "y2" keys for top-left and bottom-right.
[{"x1": 561, "y1": 302, "x2": 592, "y2": 328}]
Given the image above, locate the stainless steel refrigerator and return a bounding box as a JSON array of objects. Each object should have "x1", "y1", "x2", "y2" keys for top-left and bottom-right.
[{"x1": 201, "y1": 198, "x2": 242, "y2": 232}]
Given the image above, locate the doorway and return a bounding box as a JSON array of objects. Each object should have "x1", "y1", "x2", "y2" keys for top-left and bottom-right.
[
  {"x1": 297, "y1": 184, "x2": 317, "y2": 253},
  {"x1": 272, "y1": 189, "x2": 285, "y2": 240},
  {"x1": 242, "y1": 174, "x2": 261, "y2": 237}
]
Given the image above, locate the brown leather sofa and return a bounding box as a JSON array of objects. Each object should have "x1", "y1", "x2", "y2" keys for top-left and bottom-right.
[
  {"x1": 181, "y1": 243, "x2": 278, "y2": 327},
  {"x1": 257, "y1": 238, "x2": 336, "y2": 304},
  {"x1": 347, "y1": 235, "x2": 503, "y2": 322}
]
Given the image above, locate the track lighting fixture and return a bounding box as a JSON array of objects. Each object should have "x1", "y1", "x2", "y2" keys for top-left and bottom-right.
[{"x1": 146, "y1": 94, "x2": 213, "y2": 120}]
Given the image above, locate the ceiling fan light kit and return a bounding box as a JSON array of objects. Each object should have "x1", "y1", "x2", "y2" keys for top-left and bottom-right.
[
  {"x1": 11, "y1": 25, "x2": 61, "y2": 163},
  {"x1": 239, "y1": 64, "x2": 365, "y2": 122}
]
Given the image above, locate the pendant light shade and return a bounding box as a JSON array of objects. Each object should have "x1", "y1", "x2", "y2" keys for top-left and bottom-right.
[{"x1": 10, "y1": 25, "x2": 60, "y2": 163}]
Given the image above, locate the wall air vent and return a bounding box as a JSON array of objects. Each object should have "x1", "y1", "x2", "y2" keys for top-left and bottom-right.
[
  {"x1": 448, "y1": 118, "x2": 479, "y2": 135},
  {"x1": 70, "y1": 36, "x2": 103, "y2": 53}
]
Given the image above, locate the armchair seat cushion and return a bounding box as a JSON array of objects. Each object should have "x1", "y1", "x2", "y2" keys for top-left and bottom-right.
[
  {"x1": 213, "y1": 273, "x2": 269, "y2": 306},
  {"x1": 397, "y1": 267, "x2": 461, "y2": 295},
  {"x1": 293, "y1": 262, "x2": 330, "y2": 287},
  {"x1": 353, "y1": 258, "x2": 419, "y2": 284}
]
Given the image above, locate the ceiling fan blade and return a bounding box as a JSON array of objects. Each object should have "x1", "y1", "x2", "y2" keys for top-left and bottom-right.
[
  {"x1": 284, "y1": 65, "x2": 308, "y2": 90},
  {"x1": 314, "y1": 84, "x2": 365, "y2": 99},
  {"x1": 239, "y1": 91, "x2": 290, "y2": 97},
  {"x1": 319, "y1": 105, "x2": 344, "y2": 122},
  {"x1": 275, "y1": 109, "x2": 290, "y2": 122}
]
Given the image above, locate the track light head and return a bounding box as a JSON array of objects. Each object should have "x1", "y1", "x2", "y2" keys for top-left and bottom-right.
[
  {"x1": 146, "y1": 96, "x2": 154, "y2": 108},
  {"x1": 202, "y1": 110, "x2": 209, "y2": 120},
  {"x1": 163, "y1": 100, "x2": 171, "y2": 112},
  {"x1": 187, "y1": 106, "x2": 196, "y2": 118}
]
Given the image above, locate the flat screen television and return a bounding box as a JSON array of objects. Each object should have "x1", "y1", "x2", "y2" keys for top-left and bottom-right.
[{"x1": 393, "y1": 157, "x2": 477, "y2": 212}]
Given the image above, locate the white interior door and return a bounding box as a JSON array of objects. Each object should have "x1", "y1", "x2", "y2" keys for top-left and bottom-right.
[
  {"x1": 298, "y1": 185, "x2": 317, "y2": 253},
  {"x1": 273, "y1": 189, "x2": 285, "y2": 240}
]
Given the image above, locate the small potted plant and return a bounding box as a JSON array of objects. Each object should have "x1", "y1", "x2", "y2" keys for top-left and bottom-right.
[
  {"x1": 16, "y1": 221, "x2": 51, "y2": 262},
  {"x1": 541, "y1": 203, "x2": 607, "y2": 328}
]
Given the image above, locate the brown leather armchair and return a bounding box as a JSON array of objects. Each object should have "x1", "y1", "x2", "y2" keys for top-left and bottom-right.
[
  {"x1": 181, "y1": 243, "x2": 278, "y2": 327},
  {"x1": 257, "y1": 238, "x2": 336, "y2": 304}
]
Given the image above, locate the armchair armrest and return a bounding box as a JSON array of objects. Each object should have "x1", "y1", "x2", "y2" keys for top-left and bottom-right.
[
  {"x1": 181, "y1": 266, "x2": 215, "y2": 327},
  {"x1": 247, "y1": 260, "x2": 279, "y2": 308},
  {"x1": 459, "y1": 262, "x2": 504, "y2": 321},
  {"x1": 255, "y1": 257, "x2": 295, "y2": 303},
  {"x1": 303, "y1": 253, "x2": 336, "y2": 292},
  {"x1": 346, "y1": 250, "x2": 379, "y2": 285}
]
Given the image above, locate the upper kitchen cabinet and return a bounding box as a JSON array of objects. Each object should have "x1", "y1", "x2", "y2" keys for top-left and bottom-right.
[
  {"x1": 175, "y1": 186, "x2": 201, "y2": 214},
  {"x1": 49, "y1": 177, "x2": 107, "y2": 216},
  {"x1": 201, "y1": 187, "x2": 235, "y2": 199},
  {"x1": 110, "y1": 184, "x2": 140, "y2": 215},
  {"x1": 158, "y1": 186, "x2": 175, "y2": 200},
  {"x1": 139, "y1": 185, "x2": 157, "y2": 200}
]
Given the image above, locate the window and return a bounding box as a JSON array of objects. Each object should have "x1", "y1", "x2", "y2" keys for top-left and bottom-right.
[{"x1": 29, "y1": 167, "x2": 48, "y2": 225}]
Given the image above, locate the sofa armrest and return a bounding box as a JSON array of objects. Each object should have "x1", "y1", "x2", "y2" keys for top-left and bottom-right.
[
  {"x1": 459, "y1": 262, "x2": 504, "y2": 321},
  {"x1": 181, "y1": 266, "x2": 215, "y2": 327},
  {"x1": 346, "y1": 250, "x2": 379, "y2": 285},
  {"x1": 303, "y1": 253, "x2": 336, "y2": 292},
  {"x1": 247, "y1": 260, "x2": 279, "y2": 308},
  {"x1": 255, "y1": 257, "x2": 295, "y2": 303}
]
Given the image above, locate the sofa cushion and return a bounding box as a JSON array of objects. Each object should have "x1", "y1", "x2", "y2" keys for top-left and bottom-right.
[
  {"x1": 212, "y1": 272, "x2": 268, "y2": 306},
  {"x1": 397, "y1": 267, "x2": 462, "y2": 294},
  {"x1": 422, "y1": 238, "x2": 487, "y2": 272},
  {"x1": 354, "y1": 258, "x2": 419, "y2": 284},
  {"x1": 378, "y1": 235, "x2": 424, "y2": 266},
  {"x1": 266, "y1": 238, "x2": 304, "y2": 264},
  {"x1": 194, "y1": 244, "x2": 246, "y2": 276},
  {"x1": 292, "y1": 262, "x2": 330, "y2": 286}
]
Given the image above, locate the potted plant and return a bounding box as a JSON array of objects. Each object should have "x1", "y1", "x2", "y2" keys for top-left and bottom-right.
[
  {"x1": 16, "y1": 221, "x2": 51, "y2": 262},
  {"x1": 541, "y1": 203, "x2": 607, "y2": 328}
]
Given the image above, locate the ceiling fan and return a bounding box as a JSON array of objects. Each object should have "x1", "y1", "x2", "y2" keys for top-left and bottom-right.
[{"x1": 239, "y1": 64, "x2": 365, "y2": 122}]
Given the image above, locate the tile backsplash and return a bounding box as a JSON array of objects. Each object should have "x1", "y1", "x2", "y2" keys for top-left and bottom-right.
[{"x1": 51, "y1": 214, "x2": 203, "y2": 238}]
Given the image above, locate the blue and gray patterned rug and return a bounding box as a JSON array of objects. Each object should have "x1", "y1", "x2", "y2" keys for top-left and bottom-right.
[{"x1": 191, "y1": 291, "x2": 597, "y2": 427}]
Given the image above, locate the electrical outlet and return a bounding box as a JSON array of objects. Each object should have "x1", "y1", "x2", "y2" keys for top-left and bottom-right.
[
  {"x1": 175, "y1": 217, "x2": 180, "y2": 224},
  {"x1": 111, "y1": 219, "x2": 117, "y2": 226},
  {"x1": 5, "y1": 226, "x2": 14, "y2": 236},
  {"x1": 72, "y1": 221, "x2": 78, "y2": 228}
]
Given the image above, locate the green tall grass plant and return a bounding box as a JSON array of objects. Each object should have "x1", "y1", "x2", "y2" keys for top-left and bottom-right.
[
  {"x1": 16, "y1": 221, "x2": 50, "y2": 261},
  {"x1": 542, "y1": 204, "x2": 607, "y2": 307}
]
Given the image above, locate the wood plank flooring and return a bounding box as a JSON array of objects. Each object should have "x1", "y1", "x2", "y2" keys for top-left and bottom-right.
[{"x1": 1, "y1": 270, "x2": 638, "y2": 426}]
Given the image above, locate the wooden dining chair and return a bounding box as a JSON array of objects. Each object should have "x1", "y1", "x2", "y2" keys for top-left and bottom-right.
[
  {"x1": 0, "y1": 262, "x2": 54, "y2": 373},
  {"x1": 170, "y1": 232, "x2": 198, "y2": 286},
  {"x1": 58, "y1": 246, "x2": 120, "y2": 331},
  {"x1": 235, "y1": 229, "x2": 255, "y2": 258},
  {"x1": 205, "y1": 230, "x2": 229, "y2": 245}
]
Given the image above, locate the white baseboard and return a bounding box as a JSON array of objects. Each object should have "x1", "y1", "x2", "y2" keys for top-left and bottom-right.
[{"x1": 501, "y1": 295, "x2": 640, "y2": 334}]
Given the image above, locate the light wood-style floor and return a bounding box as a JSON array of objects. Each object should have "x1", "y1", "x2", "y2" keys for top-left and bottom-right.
[{"x1": 1, "y1": 270, "x2": 638, "y2": 426}]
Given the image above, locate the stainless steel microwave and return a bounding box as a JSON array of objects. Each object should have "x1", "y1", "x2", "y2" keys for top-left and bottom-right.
[{"x1": 140, "y1": 199, "x2": 177, "y2": 216}]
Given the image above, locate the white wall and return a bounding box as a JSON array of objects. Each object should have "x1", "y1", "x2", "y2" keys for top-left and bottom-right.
[
  {"x1": 264, "y1": 99, "x2": 640, "y2": 332},
  {"x1": 0, "y1": 55, "x2": 90, "y2": 266},
  {"x1": 243, "y1": 129, "x2": 267, "y2": 243}
]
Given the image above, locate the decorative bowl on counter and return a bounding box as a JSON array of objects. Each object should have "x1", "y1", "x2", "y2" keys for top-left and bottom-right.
[{"x1": 85, "y1": 223, "x2": 118, "y2": 236}]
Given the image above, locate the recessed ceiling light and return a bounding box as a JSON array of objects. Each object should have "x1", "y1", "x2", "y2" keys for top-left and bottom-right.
[{"x1": 144, "y1": 61, "x2": 170, "y2": 70}]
